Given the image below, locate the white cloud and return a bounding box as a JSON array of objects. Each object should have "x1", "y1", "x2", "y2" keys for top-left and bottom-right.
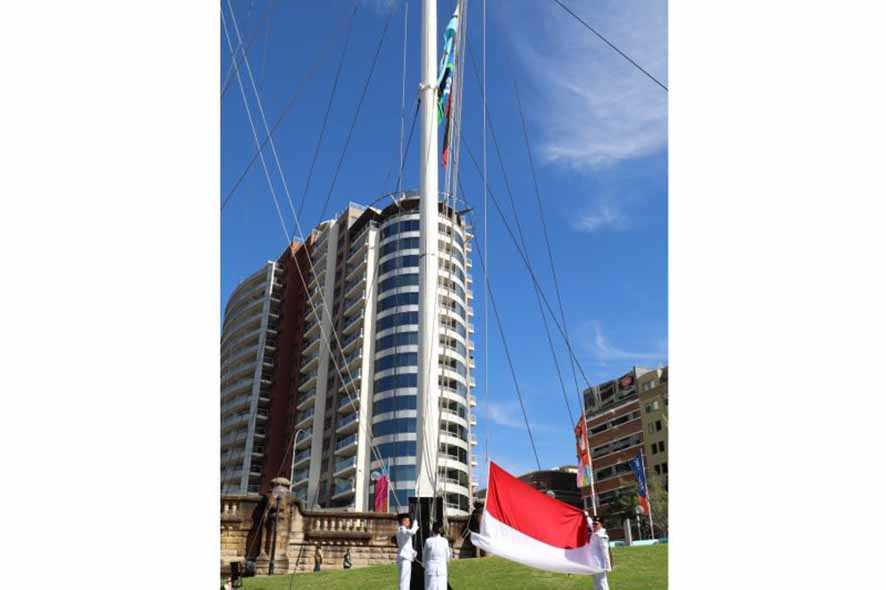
[
  {"x1": 586, "y1": 320, "x2": 667, "y2": 362},
  {"x1": 505, "y1": 0, "x2": 667, "y2": 169},
  {"x1": 572, "y1": 198, "x2": 630, "y2": 232},
  {"x1": 484, "y1": 400, "x2": 553, "y2": 432}
]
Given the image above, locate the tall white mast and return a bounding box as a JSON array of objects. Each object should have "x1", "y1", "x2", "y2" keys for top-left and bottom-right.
[{"x1": 415, "y1": 0, "x2": 440, "y2": 499}]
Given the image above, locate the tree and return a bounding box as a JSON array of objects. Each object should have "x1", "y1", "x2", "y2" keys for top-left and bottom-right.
[
  {"x1": 602, "y1": 479, "x2": 638, "y2": 531},
  {"x1": 647, "y1": 475, "x2": 668, "y2": 537}
]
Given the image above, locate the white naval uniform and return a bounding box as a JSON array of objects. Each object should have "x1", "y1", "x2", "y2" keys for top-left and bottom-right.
[
  {"x1": 422, "y1": 534, "x2": 451, "y2": 590},
  {"x1": 587, "y1": 517, "x2": 612, "y2": 590},
  {"x1": 395, "y1": 521, "x2": 419, "y2": 590}
]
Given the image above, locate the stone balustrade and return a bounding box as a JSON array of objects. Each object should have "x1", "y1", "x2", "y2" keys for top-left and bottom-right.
[{"x1": 220, "y1": 495, "x2": 482, "y2": 576}]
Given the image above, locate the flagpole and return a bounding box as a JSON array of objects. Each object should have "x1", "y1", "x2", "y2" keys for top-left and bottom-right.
[
  {"x1": 640, "y1": 449, "x2": 655, "y2": 538},
  {"x1": 578, "y1": 387, "x2": 598, "y2": 517}
]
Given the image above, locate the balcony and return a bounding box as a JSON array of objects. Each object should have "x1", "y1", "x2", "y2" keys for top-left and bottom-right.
[
  {"x1": 308, "y1": 267, "x2": 326, "y2": 290},
  {"x1": 470, "y1": 436, "x2": 478, "y2": 446},
  {"x1": 295, "y1": 429, "x2": 313, "y2": 449},
  {"x1": 221, "y1": 431, "x2": 247, "y2": 447},
  {"x1": 336, "y1": 412, "x2": 359, "y2": 434},
  {"x1": 301, "y1": 351, "x2": 320, "y2": 372},
  {"x1": 338, "y1": 373, "x2": 362, "y2": 400},
  {"x1": 345, "y1": 255, "x2": 367, "y2": 283},
  {"x1": 342, "y1": 312, "x2": 363, "y2": 335},
  {"x1": 221, "y1": 393, "x2": 250, "y2": 415},
  {"x1": 293, "y1": 469, "x2": 310, "y2": 486},
  {"x1": 303, "y1": 335, "x2": 321, "y2": 355},
  {"x1": 221, "y1": 413, "x2": 249, "y2": 432},
  {"x1": 341, "y1": 348, "x2": 361, "y2": 372},
  {"x1": 334, "y1": 456, "x2": 357, "y2": 477},
  {"x1": 304, "y1": 318, "x2": 321, "y2": 339},
  {"x1": 292, "y1": 448, "x2": 311, "y2": 469},
  {"x1": 340, "y1": 330, "x2": 363, "y2": 355},
  {"x1": 468, "y1": 394, "x2": 477, "y2": 407},
  {"x1": 342, "y1": 294, "x2": 364, "y2": 318},
  {"x1": 295, "y1": 408, "x2": 314, "y2": 429},
  {"x1": 347, "y1": 239, "x2": 366, "y2": 265},
  {"x1": 344, "y1": 276, "x2": 365, "y2": 300},
  {"x1": 334, "y1": 433, "x2": 358, "y2": 456},
  {"x1": 332, "y1": 478, "x2": 356, "y2": 499},
  {"x1": 298, "y1": 372, "x2": 318, "y2": 392},
  {"x1": 469, "y1": 415, "x2": 477, "y2": 426},
  {"x1": 338, "y1": 394, "x2": 360, "y2": 414},
  {"x1": 296, "y1": 391, "x2": 316, "y2": 410}
]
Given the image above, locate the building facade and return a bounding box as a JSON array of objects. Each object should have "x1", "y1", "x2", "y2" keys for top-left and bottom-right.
[
  {"x1": 220, "y1": 260, "x2": 285, "y2": 495},
  {"x1": 221, "y1": 193, "x2": 477, "y2": 516},
  {"x1": 582, "y1": 365, "x2": 668, "y2": 537},
  {"x1": 638, "y1": 367, "x2": 668, "y2": 486}
]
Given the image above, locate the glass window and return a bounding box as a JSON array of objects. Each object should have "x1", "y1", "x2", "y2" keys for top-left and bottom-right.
[
  {"x1": 376, "y1": 330, "x2": 419, "y2": 353},
  {"x1": 380, "y1": 255, "x2": 420, "y2": 275},
  {"x1": 376, "y1": 440, "x2": 417, "y2": 459},
  {"x1": 377, "y1": 311, "x2": 419, "y2": 331},
  {"x1": 377, "y1": 292, "x2": 419, "y2": 312},
  {"x1": 375, "y1": 373, "x2": 418, "y2": 393},
  {"x1": 373, "y1": 418, "x2": 417, "y2": 437},
  {"x1": 373, "y1": 394, "x2": 418, "y2": 415},
  {"x1": 375, "y1": 352, "x2": 418, "y2": 372},
  {"x1": 379, "y1": 273, "x2": 419, "y2": 294}
]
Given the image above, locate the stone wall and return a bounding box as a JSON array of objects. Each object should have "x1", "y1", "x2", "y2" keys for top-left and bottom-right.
[{"x1": 220, "y1": 495, "x2": 480, "y2": 576}]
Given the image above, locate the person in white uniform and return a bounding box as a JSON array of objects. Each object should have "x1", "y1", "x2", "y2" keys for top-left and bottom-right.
[
  {"x1": 395, "y1": 513, "x2": 419, "y2": 590},
  {"x1": 586, "y1": 513, "x2": 612, "y2": 590},
  {"x1": 422, "y1": 523, "x2": 451, "y2": 590}
]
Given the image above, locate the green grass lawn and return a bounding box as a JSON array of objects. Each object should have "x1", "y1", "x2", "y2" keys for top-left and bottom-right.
[{"x1": 240, "y1": 545, "x2": 667, "y2": 590}]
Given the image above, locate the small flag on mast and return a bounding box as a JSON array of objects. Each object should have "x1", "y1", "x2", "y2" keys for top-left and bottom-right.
[
  {"x1": 437, "y1": 7, "x2": 458, "y2": 167},
  {"x1": 575, "y1": 417, "x2": 594, "y2": 491},
  {"x1": 628, "y1": 451, "x2": 651, "y2": 516}
]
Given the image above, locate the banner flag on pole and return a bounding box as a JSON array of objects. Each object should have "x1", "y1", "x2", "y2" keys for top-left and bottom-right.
[
  {"x1": 575, "y1": 416, "x2": 594, "y2": 491},
  {"x1": 470, "y1": 462, "x2": 608, "y2": 575},
  {"x1": 374, "y1": 466, "x2": 389, "y2": 513},
  {"x1": 628, "y1": 451, "x2": 651, "y2": 516}
]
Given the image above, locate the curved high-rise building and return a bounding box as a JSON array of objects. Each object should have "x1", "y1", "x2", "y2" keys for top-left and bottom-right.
[
  {"x1": 220, "y1": 261, "x2": 283, "y2": 495},
  {"x1": 221, "y1": 194, "x2": 477, "y2": 516}
]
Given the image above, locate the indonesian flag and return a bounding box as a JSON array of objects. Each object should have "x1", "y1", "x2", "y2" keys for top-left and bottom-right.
[{"x1": 470, "y1": 462, "x2": 608, "y2": 575}]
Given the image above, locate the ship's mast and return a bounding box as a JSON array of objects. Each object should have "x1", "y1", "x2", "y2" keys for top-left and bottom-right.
[{"x1": 416, "y1": 0, "x2": 440, "y2": 499}]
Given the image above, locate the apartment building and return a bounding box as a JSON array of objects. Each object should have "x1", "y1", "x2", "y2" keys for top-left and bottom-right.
[
  {"x1": 221, "y1": 193, "x2": 477, "y2": 516},
  {"x1": 220, "y1": 259, "x2": 284, "y2": 495},
  {"x1": 638, "y1": 366, "x2": 668, "y2": 486}
]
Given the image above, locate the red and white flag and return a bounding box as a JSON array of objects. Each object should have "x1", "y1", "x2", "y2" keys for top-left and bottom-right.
[{"x1": 470, "y1": 462, "x2": 608, "y2": 575}]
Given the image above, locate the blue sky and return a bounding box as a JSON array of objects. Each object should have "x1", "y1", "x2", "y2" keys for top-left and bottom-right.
[{"x1": 221, "y1": 0, "x2": 667, "y2": 484}]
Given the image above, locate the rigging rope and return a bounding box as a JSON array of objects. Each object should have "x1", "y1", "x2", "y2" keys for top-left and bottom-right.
[
  {"x1": 221, "y1": 1, "x2": 360, "y2": 212},
  {"x1": 220, "y1": 0, "x2": 278, "y2": 98},
  {"x1": 512, "y1": 80, "x2": 586, "y2": 421},
  {"x1": 317, "y1": 8, "x2": 396, "y2": 223},
  {"x1": 223, "y1": 3, "x2": 403, "y2": 510},
  {"x1": 548, "y1": 0, "x2": 668, "y2": 92},
  {"x1": 460, "y1": 137, "x2": 595, "y2": 392},
  {"x1": 296, "y1": 4, "x2": 360, "y2": 219},
  {"x1": 457, "y1": 183, "x2": 542, "y2": 471}
]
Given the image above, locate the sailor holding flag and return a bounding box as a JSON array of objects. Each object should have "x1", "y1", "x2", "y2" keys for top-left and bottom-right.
[{"x1": 395, "y1": 512, "x2": 419, "y2": 590}]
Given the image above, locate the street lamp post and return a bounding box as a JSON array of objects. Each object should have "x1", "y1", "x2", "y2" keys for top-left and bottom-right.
[{"x1": 268, "y1": 478, "x2": 290, "y2": 575}]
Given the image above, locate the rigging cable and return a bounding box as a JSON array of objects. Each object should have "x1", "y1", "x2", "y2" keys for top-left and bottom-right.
[
  {"x1": 481, "y1": 0, "x2": 490, "y2": 473},
  {"x1": 220, "y1": 0, "x2": 278, "y2": 98},
  {"x1": 465, "y1": 31, "x2": 576, "y2": 427},
  {"x1": 221, "y1": 1, "x2": 361, "y2": 211},
  {"x1": 223, "y1": 3, "x2": 403, "y2": 510},
  {"x1": 513, "y1": 80, "x2": 586, "y2": 420},
  {"x1": 398, "y1": 0, "x2": 409, "y2": 195},
  {"x1": 296, "y1": 4, "x2": 359, "y2": 219},
  {"x1": 317, "y1": 8, "x2": 396, "y2": 223},
  {"x1": 460, "y1": 136, "x2": 595, "y2": 391},
  {"x1": 548, "y1": 0, "x2": 667, "y2": 92},
  {"x1": 456, "y1": 178, "x2": 542, "y2": 471}
]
